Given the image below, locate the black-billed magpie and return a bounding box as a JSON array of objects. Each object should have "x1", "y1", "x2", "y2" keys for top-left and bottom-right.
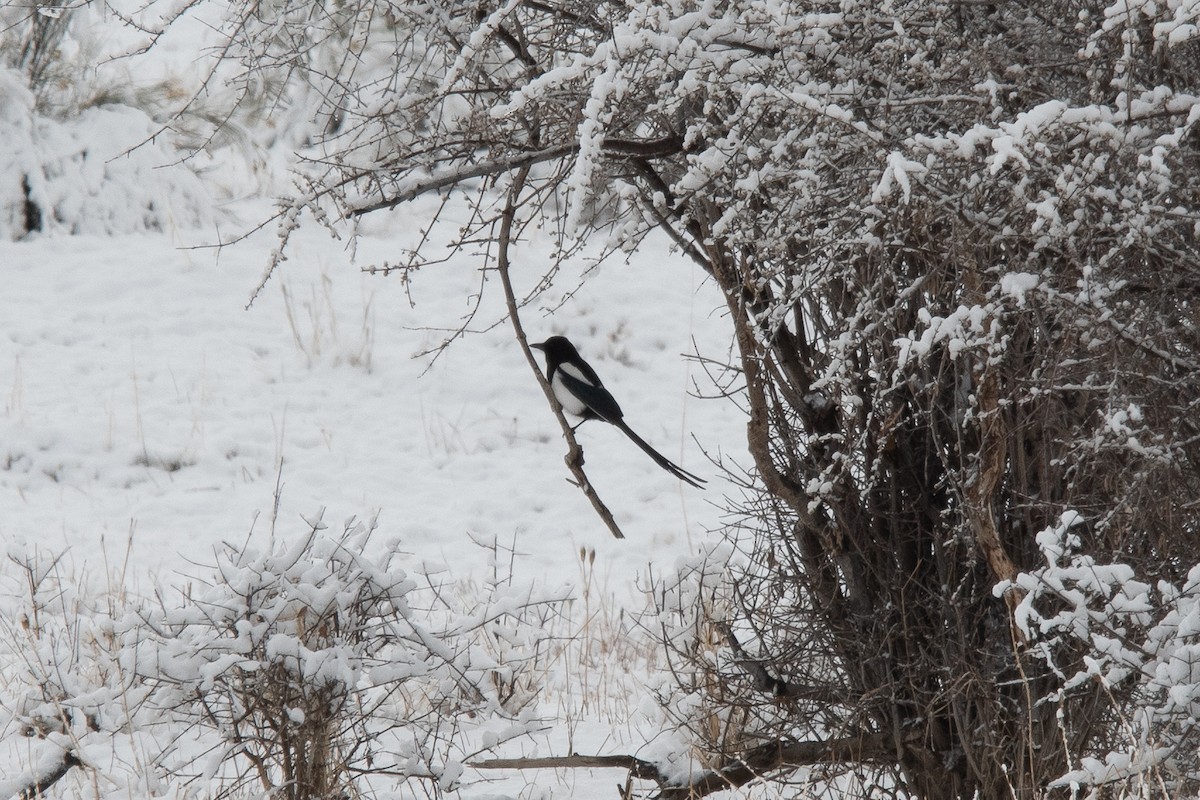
[{"x1": 530, "y1": 336, "x2": 706, "y2": 488}]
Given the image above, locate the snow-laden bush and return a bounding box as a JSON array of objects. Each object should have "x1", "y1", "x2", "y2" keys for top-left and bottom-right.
[
  {"x1": 0, "y1": 545, "x2": 144, "y2": 799},
  {"x1": 641, "y1": 544, "x2": 742, "y2": 759},
  {"x1": 0, "y1": 72, "x2": 214, "y2": 239},
  {"x1": 0, "y1": 515, "x2": 572, "y2": 799},
  {"x1": 202, "y1": 1, "x2": 1200, "y2": 796},
  {"x1": 0, "y1": 1, "x2": 221, "y2": 239},
  {"x1": 640, "y1": 540, "x2": 885, "y2": 797},
  {"x1": 1004, "y1": 513, "x2": 1200, "y2": 796}
]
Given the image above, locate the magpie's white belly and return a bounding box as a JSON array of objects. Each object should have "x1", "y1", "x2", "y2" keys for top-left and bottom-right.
[{"x1": 551, "y1": 371, "x2": 589, "y2": 417}]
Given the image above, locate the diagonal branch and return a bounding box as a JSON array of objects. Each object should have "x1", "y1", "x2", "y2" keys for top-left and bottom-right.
[
  {"x1": 352, "y1": 136, "x2": 686, "y2": 217},
  {"x1": 494, "y1": 167, "x2": 626, "y2": 539},
  {"x1": 352, "y1": 144, "x2": 578, "y2": 216}
]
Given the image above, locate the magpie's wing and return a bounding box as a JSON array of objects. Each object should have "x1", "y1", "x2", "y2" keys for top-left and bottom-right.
[
  {"x1": 570, "y1": 356, "x2": 606, "y2": 389},
  {"x1": 558, "y1": 370, "x2": 624, "y2": 422}
]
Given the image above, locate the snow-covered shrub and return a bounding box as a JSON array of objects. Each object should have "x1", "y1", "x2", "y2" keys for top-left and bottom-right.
[
  {"x1": 0, "y1": 79, "x2": 214, "y2": 240},
  {"x1": 641, "y1": 540, "x2": 886, "y2": 796},
  {"x1": 0, "y1": 517, "x2": 572, "y2": 799},
  {"x1": 642, "y1": 544, "x2": 746, "y2": 765},
  {"x1": 124, "y1": 513, "x2": 569, "y2": 800},
  {"x1": 0, "y1": 1, "x2": 218, "y2": 239},
  {"x1": 0, "y1": 544, "x2": 155, "y2": 799},
  {"x1": 1004, "y1": 514, "x2": 1200, "y2": 796}
]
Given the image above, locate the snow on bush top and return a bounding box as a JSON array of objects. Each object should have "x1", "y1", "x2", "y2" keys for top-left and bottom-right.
[{"x1": 0, "y1": 83, "x2": 214, "y2": 240}]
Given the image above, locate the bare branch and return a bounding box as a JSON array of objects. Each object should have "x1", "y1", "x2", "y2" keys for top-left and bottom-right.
[
  {"x1": 469, "y1": 753, "x2": 664, "y2": 781},
  {"x1": 468, "y1": 733, "x2": 893, "y2": 800},
  {"x1": 494, "y1": 167, "x2": 625, "y2": 539},
  {"x1": 652, "y1": 733, "x2": 894, "y2": 799}
]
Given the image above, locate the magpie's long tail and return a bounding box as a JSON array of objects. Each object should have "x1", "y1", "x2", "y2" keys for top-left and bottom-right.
[{"x1": 614, "y1": 420, "x2": 706, "y2": 489}]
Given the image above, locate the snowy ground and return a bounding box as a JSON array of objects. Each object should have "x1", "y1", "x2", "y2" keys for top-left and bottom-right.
[{"x1": 0, "y1": 196, "x2": 747, "y2": 796}]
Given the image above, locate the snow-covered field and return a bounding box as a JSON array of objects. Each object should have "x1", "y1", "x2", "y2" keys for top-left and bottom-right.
[
  {"x1": 0, "y1": 193, "x2": 745, "y2": 795},
  {"x1": 2, "y1": 196, "x2": 737, "y2": 573}
]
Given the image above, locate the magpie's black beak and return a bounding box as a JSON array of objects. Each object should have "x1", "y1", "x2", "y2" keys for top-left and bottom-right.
[{"x1": 529, "y1": 341, "x2": 546, "y2": 351}]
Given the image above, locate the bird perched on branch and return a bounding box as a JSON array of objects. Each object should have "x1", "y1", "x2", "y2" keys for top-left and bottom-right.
[{"x1": 530, "y1": 335, "x2": 705, "y2": 488}]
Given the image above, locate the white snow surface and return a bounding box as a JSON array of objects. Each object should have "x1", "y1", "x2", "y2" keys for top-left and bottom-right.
[{"x1": 0, "y1": 195, "x2": 743, "y2": 796}]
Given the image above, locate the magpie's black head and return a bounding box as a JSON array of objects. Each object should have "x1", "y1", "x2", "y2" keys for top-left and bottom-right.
[{"x1": 530, "y1": 335, "x2": 580, "y2": 364}]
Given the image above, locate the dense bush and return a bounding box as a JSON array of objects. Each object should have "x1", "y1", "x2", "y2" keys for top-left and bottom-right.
[
  {"x1": 0, "y1": 515, "x2": 571, "y2": 799},
  {"x1": 231, "y1": 1, "x2": 1200, "y2": 796}
]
